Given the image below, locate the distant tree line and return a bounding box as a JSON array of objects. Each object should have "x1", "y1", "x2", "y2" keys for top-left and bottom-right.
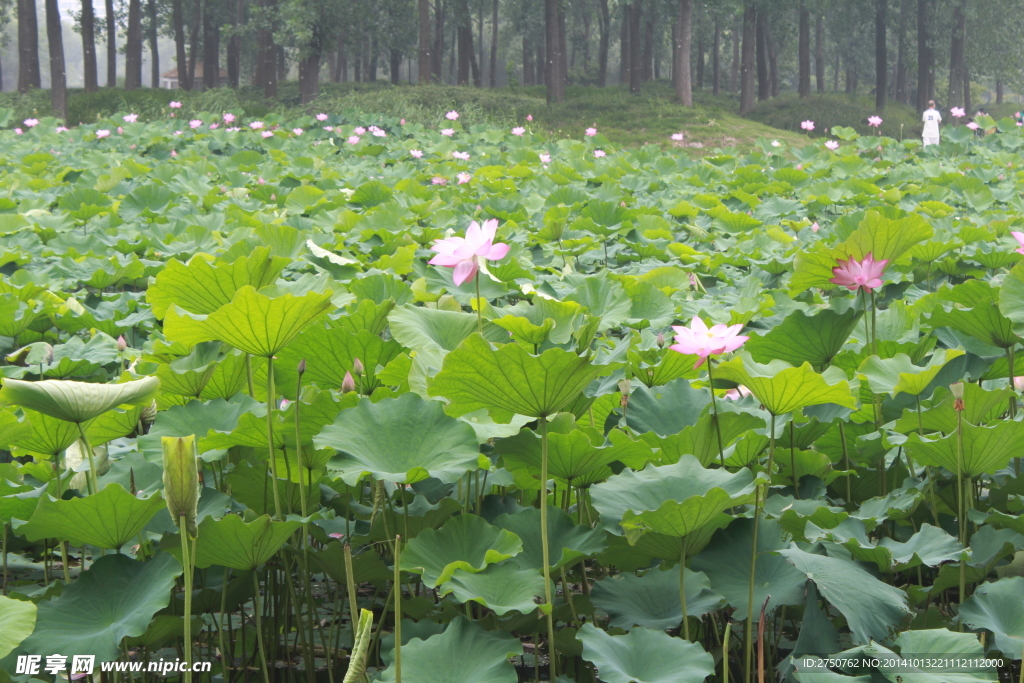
[{"x1": 0, "y1": 0, "x2": 1022, "y2": 120}]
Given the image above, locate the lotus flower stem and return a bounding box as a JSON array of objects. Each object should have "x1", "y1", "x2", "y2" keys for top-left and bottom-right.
[
  {"x1": 2, "y1": 523, "x2": 8, "y2": 593},
  {"x1": 745, "y1": 412, "x2": 776, "y2": 683},
  {"x1": 539, "y1": 415, "x2": 558, "y2": 681},
  {"x1": 245, "y1": 354, "x2": 255, "y2": 397},
  {"x1": 723, "y1": 620, "x2": 732, "y2": 683},
  {"x1": 916, "y1": 396, "x2": 941, "y2": 526},
  {"x1": 180, "y1": 519, "x2": 194, "y2": 683},
  {"x1": 706, "y1": 361, "x2": 727, "y2": 467},
  {"x1": 219, "y1": 567, "x2": 231, "y2": 680},
  {"x1": 58, "y1": 542, "x2": 71, "y2": 584},
  {"x1": 838, "y1": 422, "x2": 851, "y2": 504},
  {"x1": 76, "y1": 423, "x2": 99, "y2": 495},
  {"x1": 265, "y1": 356, "x2": 283, "y2": 520},
  {"x1": 251, "y1": 571, "x2": 272, "y2": 683},
  {"x1": 475, "y1": 274, "x2": 483, "y2": 336},
  {"x1": 679, "y1": 536, "x2": 690, "y2": 640},
  {"x1": 394, "y1": 535, "x2": 403, "y2": 683},
  {"x1": 789, "y1": 422, "x2": 799, "y2": 498},
  {"x1": 1008, "y1": 347, "x2": 1021, "y2": 477},
  {"x1": 294, "y1": 368, "x2": 309, "y2": 522}
]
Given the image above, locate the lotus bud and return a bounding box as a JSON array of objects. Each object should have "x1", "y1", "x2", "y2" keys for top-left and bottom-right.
[
  {"x1": 352, "y1": 357, "x2": 365, "y2": 376},
  {"x1": 656, "y1": 332, "x2": 665, "y2": 349},
  {"x1": 297, "y1": 358, "x2": 307, "y2": 376},
  {"x1": 342, "y1": 371, "x2": 356, "y2": 394},
  {"x1": 162, "y1": 435, "x2": 200, "y2": 538},
  {"x1": 950, "y1": 382, "x2": 965, "y2": 412},
  {"x1": 617, "y1": 378, "x2": 631, "y2": 408},
  {"x1": 42, "y1": 343, "x2": 54, "y2": 366},
  {"x1": 1014, "y1": 376, "x2": 1024, "y2": 392},
  {"x1": 117, "y1": 335, "x2": 128, "y2": 352}
]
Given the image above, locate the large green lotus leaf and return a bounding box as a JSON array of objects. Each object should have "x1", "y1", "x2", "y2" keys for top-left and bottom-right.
[
  {"x1": 367, "y1": 496, "x2": 463, "y2": 543},
  {"x1": 629, "y1": 346, "x2": 702, "y2": 387},
  {"x1": 786, "y1": 583, "x2": 842, "y2": 671},
  {"x1": 0, "y1": 596, "x2": 36, "y2": 659},
  {"x1": 493, "y1": 425, "x2": 625, "y2": 486},
  {"x1": 20, "y1": 553, "x2": 181, "y2": 662},
  {"x1": 275, "y1": 326, "x2": 403, "y2": 397},
  {"x1": 691, "y1": 518, "x2": 807, "y2": 620},
  {"x1": 641, "y1": 412, "x2": 765, "y2": 466},
  {"x1": 566, "y1": 273, "x2": 633, "y2": 328},
  {"x1": 813, "y1": 521, "x2": 963, "y2": 572},
  {"x1": 779, "y1": 545, "x2": 912, "y2": 644},
  {"x1": 314, "y1": 393, "x2": 481, "y2": 485},
  {"x1": 713, "y1": 353, "x2": 856, "y2": 415},
  {"x1": 960, "y1": 577, "x2": 1024, "y2": 658},
  {"x1": 895, "y1": 383, "x2": 1014, "y2": 435},
  {"x1": 310, "y1": 544, "x2": 392, "y2": 588},
  {"x1": 439, "y1": 563, "x2": 548, "y2": 616},
  {"x1": 983, "y1": 510, "x2": 1024, "y2": 537},
  {"x1": 204, "y1": 388, "x2": 345, "y2": 453},
  {"x1": 0, "y1": 480, "x2": 44, "y2": 524},
  {"x1": 590, "y1": 456, "x2": 758, "y2": 540},
  {"x1": 399, "y1": 514, "x2": 522, "y2": 588},
  {"x1": 146, "y1": 247, "x2": 289, "y2": 318},
  {"x1": 163, "y1": 286, "x2": 333, "y2": 357},
  {"x1": 831, "y1": 629, "x2": 999, "y2": 682},
  {"x1": 428, "y1": 334, "x2": 607, "y2": 420},
  {"x1": 998, "y1": 261, "x2": 1024, "y2": 338},
  {"x1": 192, "y1": 514, "x2": 302, "y2": 570},
  {"x1": 745, "y1": 308, "x2": 863, "y2": 369},
  {"x1": 3, "y1": 409, "x2": 79, "y2": 457},
  {"x1": 858, "y1": 349, "x2": 965, "y2": 397},
  {"x1": 931, "y1": 280, "x2": 1020, "y2": 348},
  {"x1": 17, "y1": 484, "x2": 165, "y2": 550},
  {"x1": 577, "y1": 623, "x2": 715, "y2": 683},
  {"x1": 378, "y1": 617, "x2": 521, "y2": 683},
  {"x1": 388, "y1": 304, "x2": 508, "y2": 356},
  {"x1": 591, "y1": 565, "x2": 724, "y2": 630},
  {"x1": 0, "y1": 377, "x2": 160, "y2": 424},
  {"x1": 624, "y1": 378, "x2": 711, "y2": 437},
  {"x1": 492, "y1": 506, "x2": 607, "y2": 571},
  {"x1": 905, "y1": 419, "x2": 1024, "y2": 477},
  {"x1": 493, "y1": 298, "x2": 586, "y2": 345}
]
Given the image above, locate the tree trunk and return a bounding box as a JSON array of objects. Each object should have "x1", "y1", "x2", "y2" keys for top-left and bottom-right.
[
  {"x1": 875, "y1": 0, "x2": 886, "y2": 111},
  {"x1": 673, "y1": 0, "x2": 691, "y2": 106},
  {"x1": 255, "y1": 0, "x2": 277, "y2": 96},
  {"x1": 105, "y1": 0, "x2": 116, "y2": 86},
  {"x1": 489, "y1": 0, "x2": 498, "y2": 86},
  {"x1": 739, "y1": 3, "x2": 756, "y2": 114},
  {"x1": 628, "y1": 0, "x2": 641, "y2": 93},
  {"x1": 0, "y1": 54, "x2": 4, "y2": 91},
  {"x1": 470, "y1": 25, "x2": 482, "y2": 86},
  {"x1": 172, "y1": 0, "x2": 189, "y2": 89},
  {"x1": 695, "y1": 5, "x2": 703, "y2": 89},
  {"x1": 946, "y1": 0, "x2": 965, "y2": 109},
  {"x1": 755, "y1": 8, "x2": 768, "y2": 101},
  {"x1": 125, "y1": 0, "x2": 143, "y2": 89},
  {"x1": 545, "y1": 0, "x2": 565, "y2": 100},
  {"x1": 45, "y1": 0, "x2": 67, "y2": 119},
  {"x1": 996, "y1": 79, "x2": 1003, "y2": 104},
  {"x1": 457, "y1": 18, "x2": 470, "y2": 84},
  {"x1": 814, "y1": 12, "x2": 824, "y2": 92},
  {"x1": 416, "y1": 0, "x2": 431, "y2": 84},
  {"x1": 82, "y1": 0, "x2": 98, "y2": 91},
  {"x1": 765, "y1": 12, "x2": 778, "y2": 97},
  {"x1": 366, "y1": 38, "x2": 376, "y2": 81},
  {"x1": 730, "y1": 11, "x2": 739, "y2": 92},
  {"x1": 620, "y1": 4, "x2": 630, "y2": 85},
  {"x1": 597, "y1": 0, "x2": 609, "y2": 85},
  {"x1": 187, "y1": 0, "x2": 201, "y2": 89},
  {"x1": 916, "y1": 0, "x2": 930, "y2": 111},
  {"x1": 641, "y1": 13, "x2": 653, "y2": 82},
  {"x1": 963, "y1": 59, "x2": 971, "y2": 115},
  {"x1": 334, "y1": 34, "x2": 347, "y2": 82},
  {"x1": 536, "y1": 41, "x2": 544, "y2": 85},
  {"x1": 299, "y1": 52, "x2": 321, "y2": 102},
  {"x1": 522, "y1": 35, "x2": 532, "y2": 85},
  {"x1": 433, "y1": 0, "x2": 445, "y2": 80},
  {"x1": 894, "y1": 0, "x2": 908, "y2": 103},
  {"x1": 712, "y1": 15, "x2": 719, "y2": 95},
  {"x1": 798, "y1": 1, "x2": 810, "y2": 97},
  {"x1": 148, "y1": 0, "x2": 159, "y2": 87},
  {"x1": 18, "y1": 0, "x2": 41, "y2": 92},
  {"x1": 558, "y1": 3, "x2": 568, "y2": 87},
  {"x1": 227, "y1": 0, "x2": 242, "y2": 87},
  {"x1": 202, "y1": 0, "x2": 220, "y2": 90}
]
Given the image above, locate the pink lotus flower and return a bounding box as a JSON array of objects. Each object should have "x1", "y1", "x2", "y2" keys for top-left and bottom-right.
[
  {"x1": 123, "y1": 113, "x2": 138, "y2": 123},
  {"x1": 431, "y1": 176, "x2": 448, "y2": 185},
  {"x1": 429, "y1": 219, "x2": 509, "y2": 285},
  {"x1": 724, "y1": 385, "x2": 752, "y2": 400},
  {"x1": 457, "y1": 172, "x2": 472, "y2": 184},
  {"x1": 669, "y1": 316, "x2": 749, "y2": 369},
  {"x1": 323, "y1": 126, "x2": 333, "y2": 131},
  {"x1": 347, "y1": 135, "x2": 361, "y2": 144},
  {"x1": 1014, "y1": 376, "x2": 1024, "y2": 391},
  {"x1": 292, "y1": 128, "x2": 304, "y2": 135},
  {"x1": 410, "y1": 149, "x2": 424, "y2": 158},
  {"x1": 169, "y1": 101, "x2": 182, "y2": 108},
  {"x1": 24, "y1": 118, "x2": 39, "y2": 127},
  {"x1": 189, "y1": 119, "x2": 202, "y2": 129},
  {"x1": 400, "y1": 118, "x2": 406, "y2": 125},
  {"x1": 170, "y1": 150, "x2": 177, "y2": 156},
  {"x1": 453, "y1": 151, "x2": 470, "y2": 160},
  {"x1": 250, "y1": 121, "x2": 264, "y2": 130},
  {"x1": 868, "y1": 116, "x2": 883, "y2": 127},
  {"x1": 209, "y1": 122, "x2": 219, "y2": 129},
  {"x1": 811, "y1": 222, "x2": 820, "y2": 233},
  {"x1": 671, "y1": 133, "x2": 684, "y2": 141},
  {"x1": 371, "y1": 128, "x2": 386, "y2": 138},
  {"x1": 1011, "y1": 231, "x2": 1024, "y2": 255},
  {"x1": 951, "y1": 107, "x2": 965, "y2": 118},
  {"x1": 539, "y1": 153, "x2": 551, "y2": 164},
  {"x1": 174, "y1": 130, "x2": 182, "y2": 136},
  {"x1": 261, "y1": 131, "x2": 273, "y2": 138},
  {"x1": 594, "y1": 150, "x2": 606, "y2": 158},
  {"x1": 801, "y1": 120, "x2": 814, "y2": 130},
  {"x1": 585, "y1": 127, "x2": 597, "y2": 137},
  {"x1": 512, "y1": 126, "x2": 526, "y2": 136},
  {"x1": 117, "y1": 126, "x2": 124, "y2": 134},
  {"x1": 316, "y1": 113, "x2": 328, "y2": 121},
  {"x1": 14, "y1": 128, "x2": 22, "y2": 135},
  {"x1": 830, "y1": 253, "x2": 888, "y2": 292},
  {"x1": 825, "y1": 140, "x2": 839, "y2": 150},
  {"x1": 527, "y1": 114, "x2": 533, "y2": 122},
  {"x1": 95, "y1": 129, "x2": 110, "y2": 138},
  {"x1": 441, "y1": 128, "x2": 455, "y2": 137},
  {"x1": 55, "y1": 126, "x2": 68, "y2": 133},
  {"x1": 967, "y1": 121, "x2": 980, "y2": 130},
  {"x1": 446, "y1": 110, "x2": 460, "y2": 120},
  {"x1": 354, "y1": 126, "x2": 366, "y2": 135},
  {"x1": 223, "y1": 113, "x2": 235, "y2": 123}
]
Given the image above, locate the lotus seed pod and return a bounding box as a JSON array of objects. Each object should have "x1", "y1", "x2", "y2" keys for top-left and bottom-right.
[
  {"x1": 950, "y1": 382, "x2": 965, "y2": 412},
  {"x1": 162, "y1": 435, "x2": 200, "y2": 538}
]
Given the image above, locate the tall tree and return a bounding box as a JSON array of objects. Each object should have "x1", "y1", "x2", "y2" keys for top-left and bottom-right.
[
  {"x1": 798, "y1": 0, "x2": 810, "y2": 97},
  {"x1": 730, "y1": 11, "x2": 739, "y2": 92},
  {"x1": 418, "y1": 0, "x2": 432, "y2": 83},
  {"x1": 81, "y1": 0, "x2": 98, "y2": 91},
  {"x1": 916, "y1": 0, "x2": 931, "y2": 110},
  {"x1": 488, "y1": 0, "x2": 497, "y2": 86},
  {"x1": 875, "y1": 0, "x2": 886, "y2": 111},
  {"x1": 172, "y1": 0, "x2": 189, "y2": 89},
  {"x1": 148, "y1": 0, "x2": 159, "y2": 87},
  {"x1": 814, "y1": 12, "x2": 824, "y2": 92},
  {"x1": 202, "y1": 0, "x2": 220, "y2": 90},
  {"x1": 124, "y1": 0, "x2": 143, "y2": 89},
  {"x1": 105, "y1": 0, "x2": 116, "y2": 86},
  {"x1": 711, "y1": 13, "x2": 719, "y2": 95},
  {"x1": 672, "y1": 0, "x2": 692, "y2": 106},
  {"x1": 227, "y1": 0, "x2": 242, "y2": 87},
  {"x1": 255, "y1": 0, "x2": 277, "y2": 97},
  {"x1": 620, "y1": 4, "x2": 630, "y2": 85},
  {"x1": 597, "y1": 0, "x2": 609, "y2": 85},
  {"x1": 44, "y1": 0, "x2": 66, "y2": 119},
  {"x1": 17, "y1": 0, "x2": 40, "y2": 92},
  {"x1": 946, "y1": 0, "x2": 966, "y2": 108},
  {"x1": 894, "y1": 0, "x2": 909, "y2": 103},
  {"x1": 628, "y1": 0, "x2": 640, "y2": 93},
  {"x1": 755, "y1": 8, "x2": 768, "y2": 100},
  {"x1": 738, "y1": 3, "x2": 755, "y2": 114},
  {"x1": 545, "y1": 0, "x2": 565, "y2": 100}
]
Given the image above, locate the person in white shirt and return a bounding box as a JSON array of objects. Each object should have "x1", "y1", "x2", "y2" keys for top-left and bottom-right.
[{"x1": 922, "y1": 100, "x2": 942, "y2": 146}]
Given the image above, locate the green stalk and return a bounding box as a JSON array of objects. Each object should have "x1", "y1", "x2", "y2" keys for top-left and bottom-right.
[
  {"x1": 474, "y1": 271, "x2": 483, "y2": 336},
  {"x1": 294, "y1": 364, "x2": 309, "y2": 521},
  {"x1": 539, "y1": 416, "x2": 557, "y2": 681},
  {"x1": 706, "y1": 361, "x2": 727, "y2": 467},
  {"x1": 219, "y1": 567, "x2": 231, "y2": 680},
  {"x1": 180, "y1": 521, "x2": 194, "y2": 683},
  {"x1": 789, "y1": 421, "x2": 798, "y2": 499},
  {"x1": 59, "y1": 542, "x2": 71, "y2": 584},
  {"x1": 245, "y1": 354, "x2": 255, "y2": 398},
  {"x1": 723, "y1": 620, "x2": 733, "y2": 683},
  {"x1": 679, "y1": 536, "x2": 690, "y2": 640},
  {"x1": 76, "y1": 423, "x2": 99, "y2": 495},
  {"x1": 838, "y1": 421, "x2": 852, "y2": 504},
  {"x1": 870, "y1": 289, "x2": 877, "y2": 355},
  {"x1": 745, "y1": 412, "x2": 776, "y2": 683},
  {"x1": 344, "y1": 544, "x2": 360, "y2": 633},
  {"x1": 956, "y1": 407, "x2": 967, "y2": 621},
  {"x1": 252, "y1": 571, "x2": 272, "y2": 683},
  {"x1": 394, "y1": 536, "x2": 403, "y2": 683},
  {"x1": 265, "y1": 356, "x2": 283, "y2": 520},
  {"x1": 917, "y1": 396, "x2": 941, "y2": 527},
  {"x1": 1008, "y1": 346, "x2": 1020, "y2": 477}
]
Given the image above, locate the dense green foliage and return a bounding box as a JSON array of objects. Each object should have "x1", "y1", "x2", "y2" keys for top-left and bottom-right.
[{"x1": 0, "y1": 105, "x2": 1024, "y2": 682}]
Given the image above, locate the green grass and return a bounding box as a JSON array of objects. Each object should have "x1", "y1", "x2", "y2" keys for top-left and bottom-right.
[{"x1": 744, "y1": 93, "x2": 922, "y2": 140}]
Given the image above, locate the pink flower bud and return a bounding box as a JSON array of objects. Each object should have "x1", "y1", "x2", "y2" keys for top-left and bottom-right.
[
  {"x1": 342, "y1": 372, "x2": 356, "y2": 393},
  {"x1": 117, "y1": 335, "x2": 127, "y2": 352},
  {"x1": 352, "y1": 358, "x2": 365, "y2": 376}
]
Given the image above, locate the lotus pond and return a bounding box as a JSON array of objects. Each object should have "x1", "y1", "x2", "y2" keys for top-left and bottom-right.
[{"x1": 1, "y1": 111, "x2": 1024, "y2": 683}]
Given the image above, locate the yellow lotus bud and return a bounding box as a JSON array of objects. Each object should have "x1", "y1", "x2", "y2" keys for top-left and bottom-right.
[{"x1": 162, "y1": 436, "x2": 200, "y2": 538}]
